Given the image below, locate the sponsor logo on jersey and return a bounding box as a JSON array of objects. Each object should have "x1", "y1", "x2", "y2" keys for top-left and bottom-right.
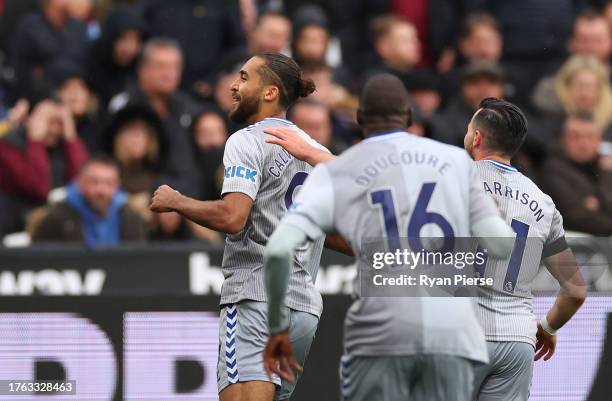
[{"x1": 224, "y1": 165, "x2": 258, "y2": 182}]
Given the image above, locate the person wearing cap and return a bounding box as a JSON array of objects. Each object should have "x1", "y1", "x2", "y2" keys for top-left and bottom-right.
[{"x1": 431, "y1": 61, "x2": 505, "y2": 147}]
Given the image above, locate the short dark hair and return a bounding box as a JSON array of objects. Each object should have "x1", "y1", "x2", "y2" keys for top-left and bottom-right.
[
  {"x1": 80, "y1": 155, "x2": 120, "y2": 174},
  {"x1": 459, "y1": 13, "x2": 500, "y2": 40},
  {"x1": 473, "y1": 98, "x2": 528, "y2": 157},
  {"x1": 256, "y1": 52, "x2": 316, "y2": 108}
]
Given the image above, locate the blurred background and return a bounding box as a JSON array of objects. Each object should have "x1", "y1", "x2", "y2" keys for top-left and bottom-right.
[{"x1": 0, "y1": 1, "x2": 610, "y2": 400}]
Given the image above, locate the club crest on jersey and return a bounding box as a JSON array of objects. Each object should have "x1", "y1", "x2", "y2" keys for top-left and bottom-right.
[{"x1": 225, "y1": 165, "x2": 258, "y2": 182}]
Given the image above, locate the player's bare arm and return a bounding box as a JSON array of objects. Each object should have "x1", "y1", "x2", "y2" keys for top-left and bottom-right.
[
  {"x1": 150, "y1": 185, "x2": 253, "y2": 234},
  {"x1": 264, "y1": 127, "x2": 336, "y2": 166},
  {"x1": 535, "y1": 248, "x2": 587, "y2": 361}
]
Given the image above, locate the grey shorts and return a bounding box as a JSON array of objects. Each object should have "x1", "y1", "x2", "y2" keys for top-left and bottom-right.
[
  {"x1": 340, "y1": 354, "x2": 476, "y2": 401},
  {"x1": 217, "y1": 300, "x2": 318, "y2": 401},
  {"x1": 473, "y1": 341, "x2": 535, "y2": 401}
]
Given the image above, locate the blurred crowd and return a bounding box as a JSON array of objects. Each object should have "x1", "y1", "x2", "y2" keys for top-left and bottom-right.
[{"x1": 1, "y1": 0, "x2": 612, "y2": 248}]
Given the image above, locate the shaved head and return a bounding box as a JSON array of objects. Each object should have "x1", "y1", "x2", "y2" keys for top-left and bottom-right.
[{"x1": 358, "y1": 74, "x2": 412, "y2": 136}]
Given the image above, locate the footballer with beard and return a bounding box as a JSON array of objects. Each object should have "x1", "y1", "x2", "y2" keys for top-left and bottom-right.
[{"x1": 150, "y1": 53, "x2": 334, "y2": 401}]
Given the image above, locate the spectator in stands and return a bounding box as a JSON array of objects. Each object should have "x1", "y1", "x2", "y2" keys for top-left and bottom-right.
[
  {"x1": 101, "y1": 102, "x2": 178, "y2": 228},
  {"x1": 0, "y1": 99, "x2": 88, "y2": 205},
  {"x1": 192, "y1": 109, "x2": 227, "y2": 201},
  {"x1": 66, "y1": 0, "x2": 98, "y2": 40},
  {"x1": 48, "y1": 59, "x2": 100, "y2": 153},
  {"x1": 109, "y1": 38, "x2": 199, "y2": 196},
  {"x1": 32, "y1": 156, "x2": 147, "y2": 247},
  {"x1": 289, "y1": 99, "x2": 333, "y2": 150},
  {"x1": 368, "y1": 15, "x2": 421, "y2": 84},
  {"x1": 291, "y1": 5, "x2": 329, "y2": 68},
  {"x1": 301, "y1": 63, "x2": 360, "y2": 147},
  {"x1": 248, "y1": 11, "x2": 291, "y2": 55},
  {"x1": 483, "y1": 0, "x2": 582, "y2": 104},
  {"x1": 568, "y1": 9, "x2": 611, "y2": 66},
  {"x1": 290, "y1": 5, "x2": 353, "y2": 92},
  {"x1": 101, "y1": 103, "x2": 167, "y2": 195},
  {"x1": 11, "y1": 0, "x2": 89, "y2": 99},
  {"x1": 540, "y1": 114, "x2": 612, "y2": 235},
  {"x1": 403, "y1": 69, "x2": 444, "y2": 119},
  {"x1": 458, "y1": 13, "x2": 503, "y2": 65},
  {"x1": 282, "y1": 0, "x2": 389, "y2": 76},
  {"x1": 533, "y1": 55, "x2": 612, "y2": 139},
  {"x1": 431, "y1": 62, "x2": 505, "y2": 146},
  {"x1": 445, "y1": 12, "x2": 524, "y2": 105},
  {"x1": 85, "y1": 4, "x2": 147, "y2": 106},
  {"x1": 141, "y1": 0, "x2": 245, "y2": 97},
  {"x1": 193, "y1": 109, "x2": 228, "y2": 152},
  {"x1": 302, "y1": 63, "x2": 359, "y2": 114}
]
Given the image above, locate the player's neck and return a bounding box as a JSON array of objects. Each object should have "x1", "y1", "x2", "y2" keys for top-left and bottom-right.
[
  {"x1": 477, "y1": 151, "x2": 511, "y2": 165},
  {"x1": 248, "y1": 105, "x2": 286, "y2": 125}
]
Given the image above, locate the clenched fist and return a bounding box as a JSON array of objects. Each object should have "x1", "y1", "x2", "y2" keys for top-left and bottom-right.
[{"x1": 150, "y1": 185, "x2": 181, "y2": 213}]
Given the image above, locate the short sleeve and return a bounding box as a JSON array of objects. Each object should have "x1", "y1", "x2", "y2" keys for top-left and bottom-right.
[
  {"x1": 221, "y1": 131, "x2": 264, "y2": 200},
  {"x1": 468, "y1": 161, "x2": 501, "y2": 225},
  {"x1": 543, "y1": 207, "x2": 569, "y2": 258},
  {"x1": 281, "y1": 164, "x2": 334, "y2": 240}
]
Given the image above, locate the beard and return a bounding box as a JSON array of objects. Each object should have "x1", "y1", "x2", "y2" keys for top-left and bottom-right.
[{"x1": 229, "y1": 93, "x2": 261, "y2": 124}]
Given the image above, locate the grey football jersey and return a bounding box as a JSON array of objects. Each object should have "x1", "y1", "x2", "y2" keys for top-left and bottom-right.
[
  {"x1": 283, "y1": 132, "x2": 502, "y2": 363},
  {"x1": 474, "y1": 160, "x2": 567, "y2": 346},
  {"x1": 220, "y1": 117, "x2": 327, "y2": 317}
]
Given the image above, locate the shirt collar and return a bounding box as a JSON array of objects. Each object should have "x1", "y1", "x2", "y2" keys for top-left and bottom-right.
[{"x1": 484, "y1": 159, "x2": 518, "y2": 172}]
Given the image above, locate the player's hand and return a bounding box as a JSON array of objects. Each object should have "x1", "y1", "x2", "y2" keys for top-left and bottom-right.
[
  {"x1": 150, "y1": 185, "x2": 180, "y2": 213},
  {"x1": 534, "y1": 321, "x2": 557, "y2": 361},
  {"x1": 263, "y1": 332, "x2": 302, "y2": 383},
  {"x1": 264, "y1": 127, "x2": 315, "y2": 162}
]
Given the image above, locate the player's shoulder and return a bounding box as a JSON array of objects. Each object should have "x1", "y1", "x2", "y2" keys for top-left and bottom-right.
[
  {"x1": 517, "y1": 172, "x2": 558, "y2": 209},
  {"x1": 226, "y1": 122, "x2": 266, "y2": 150},
  {"x1": 476, "y1": 160, "x2": 558, "y2": 207}
]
